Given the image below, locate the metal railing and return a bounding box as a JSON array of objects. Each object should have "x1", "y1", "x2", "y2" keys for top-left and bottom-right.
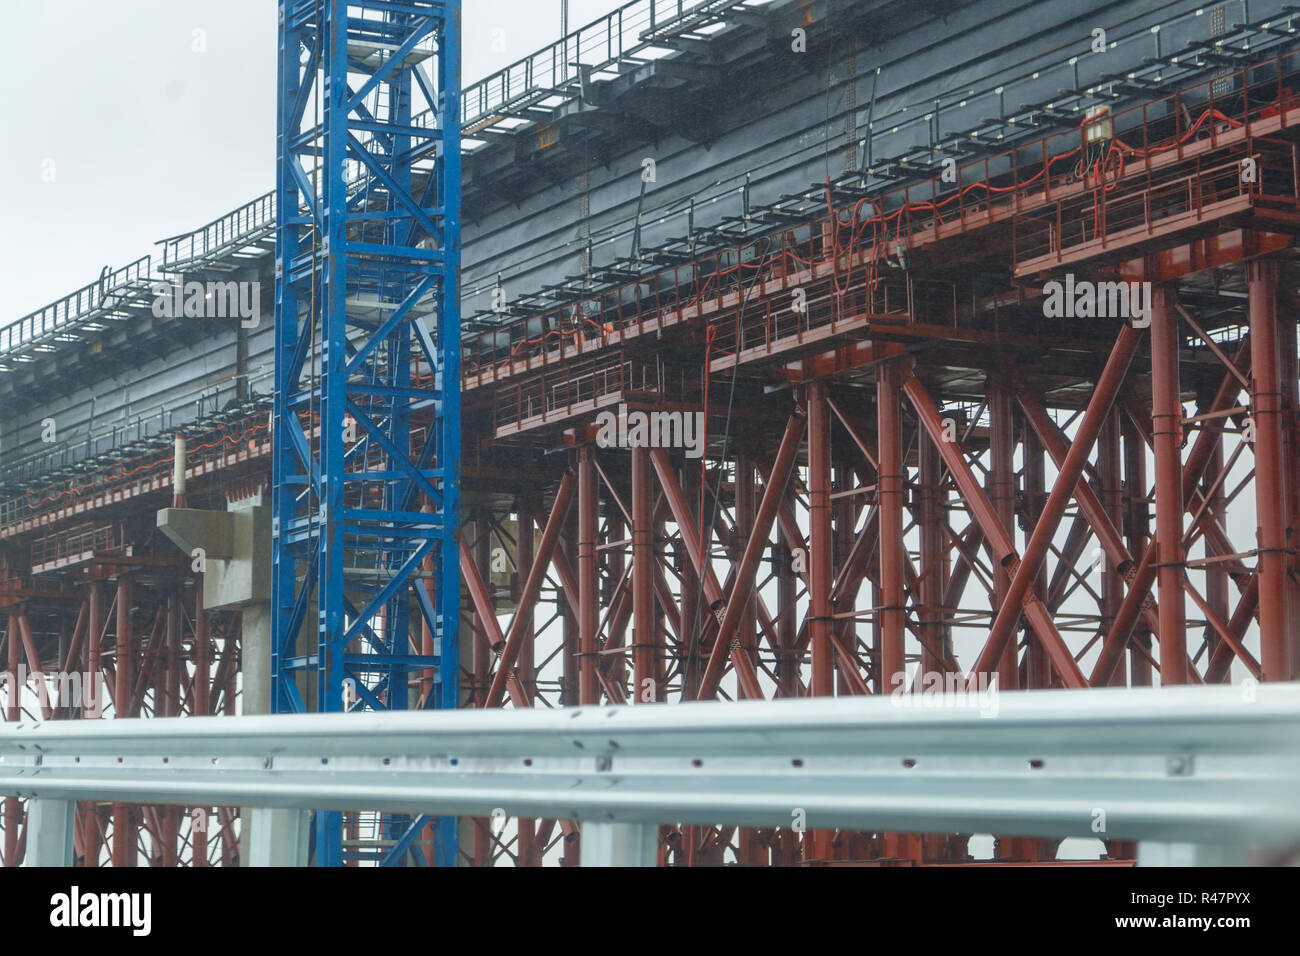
[
  {"x1": 3, "y1": 684, "x2": 1299, "y2": 866},
  {"x1": 0, "y1": 257, "x2": 153, "y2": 361},
  {"x1": 154, "y1": 1, "x2": 760, "y2": 273},
  {"x1": 158, "y1": 193, "x2": 277, "y2": 271},
  {"x1": 462, "y1": 0, "x2": 754, "y2": 132}
]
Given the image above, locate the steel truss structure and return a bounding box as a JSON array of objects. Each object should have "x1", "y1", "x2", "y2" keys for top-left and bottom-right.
[
  {"x1": 448, "y1": 50, "x2": 1300, "y2": 865},
  {"x1": 0, "y1": 563, "x2": 241, "y2": 866},
  {"x1": 272, "y1": 0, "x2": 461, "y2": 866},
  {"x1": 4, "y1": 2, "x2": 1300, "y2": 867}
]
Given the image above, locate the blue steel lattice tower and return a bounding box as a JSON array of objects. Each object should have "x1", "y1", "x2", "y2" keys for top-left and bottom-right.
[{"x1": 272, "y1": 0, "x2": 461, "y2": 866}]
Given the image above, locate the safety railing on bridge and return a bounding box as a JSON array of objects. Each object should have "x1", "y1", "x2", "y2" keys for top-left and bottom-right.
[
  {"x1": 0, "y1": 407, "x2": 272, "y2": 540},
  {"x1": 1013, "y1": 139, "x2": 1298, "y2": 269},
  {"x1": 464, "y1": 44, "x2": 1300, "y2": 387},
  {"x1": 155, "y1": 1, "x2": 761, "y2": 273},
  {"x1": 462, "y1": 0, "x2": 756, "y2": 133},
  {"x1": 158, "y1": 193, "x2": 277, "y2": 272},
  {"x1": 0, "y1": 257, "x2": 154, "y2": 364},
  {"x1": 492, "y1": 352, "x2": 684, "y2": 436}
]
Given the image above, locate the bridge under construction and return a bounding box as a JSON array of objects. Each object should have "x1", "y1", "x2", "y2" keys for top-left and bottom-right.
[{"x1": 1, "y1": 0, "x2": 1298, "y2": 867}]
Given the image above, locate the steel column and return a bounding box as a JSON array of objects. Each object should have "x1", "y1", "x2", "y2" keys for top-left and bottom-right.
[
  {"x1": 877, "y1": 362, "x2": 906, "y2": 690},
  {"x1": 987, "y1": 374, "x2": 1019, "y2": 688},
  {"x1": 807, "y1": 383, "x2": 835, "y2": 697},
  {"x1": 1149, "y1": 285, "x2": 1188, "y2": 683},
  {"x1": 577, "y1": 446, "x2": 599, "y2": 705},
  {"x1": 1248, "y1": 259, "x2": 1291, "y2": 680}
]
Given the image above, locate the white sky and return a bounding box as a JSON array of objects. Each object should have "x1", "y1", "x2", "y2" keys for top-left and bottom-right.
[{"x1": 0, "y1": 0, "x2": 622, "y2": 320}]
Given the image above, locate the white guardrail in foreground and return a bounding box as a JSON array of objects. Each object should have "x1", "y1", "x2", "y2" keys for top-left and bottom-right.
[{"x1": 2, "y1": 684, "x2": 1299, "y2": 866}]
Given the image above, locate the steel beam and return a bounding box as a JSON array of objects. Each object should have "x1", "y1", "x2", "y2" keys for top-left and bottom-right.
[{"x1": 1149, "y1": 285, "x2": 1187, "y2": 683}]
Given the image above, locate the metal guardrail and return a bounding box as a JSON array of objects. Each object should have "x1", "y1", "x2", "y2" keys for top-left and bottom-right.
[{"x1": 3, "y1": 684, "x2": 1299, "y2": 866}]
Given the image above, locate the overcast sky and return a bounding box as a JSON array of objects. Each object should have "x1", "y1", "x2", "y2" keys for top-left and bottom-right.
[{"x1": 0, "y1": 0, "x2": 622, "y2": 320}]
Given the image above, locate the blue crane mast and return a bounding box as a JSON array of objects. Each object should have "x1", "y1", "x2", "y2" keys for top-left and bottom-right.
[{"x1": 272, "y1": 0, "x2": 461, "y2": 866}]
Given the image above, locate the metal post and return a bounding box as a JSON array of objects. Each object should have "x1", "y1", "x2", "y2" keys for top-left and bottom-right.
[
  {"x1": 1248, "y1": 259, "x2": 1291, "y2": 680},
  {"x1": 918, "y1": 437, "x2": 945, "y2": 679},
  {"x1": 579, "y1": 821, "x2": 657, "y2": 867},
  {"x1": 1150, "y1": 284, "x2": 1187, "y2": 683},
  {"x1": 632, "y1": 447, "x2": 656, "y2": 704},
  {"x1": 515, "y1": 495, "x2": 539, "y2": 867},
  {"x1": 987, "y1": 373, "x2": 1019, "y2": 688},
  {"x1": 1021, "y1": 411, "x2": 1051, "y2": 691},
  {"x1": 807, "y1": 382, "x2": 834, "y2": 697},
  {"x1": 22, "y1": 799, "x2": 75, "y2": 867},
  {"x1": 3, "y1": 612, "x2": 19, "y2": 866},
  {"x1": 113, "y1": 573, "x2": 134, "y2": 866},
  {"x1": 247, "y1": 807, "x2": 310, "y2": 867},
  {"x1": 1124, "y1": 415, "x2": 1154, "y2": 686},
  {"x1": 877, "y1": 362, "x2": 906, "y2": 690},
  {"x1": 578, "y1": 446, "x2": 599, "y2": 705},
  {"x1": 1099, "y1": 409, "x2": 1126, "y2": 685},
  {"x1": 1137, "y1": 841, "x2": 1246, "y2": 866}
]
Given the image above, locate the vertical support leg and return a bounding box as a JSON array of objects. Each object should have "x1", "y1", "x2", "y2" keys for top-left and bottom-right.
[
  {"x1": 113, "y1": 572, "x2": 135, "y2": 867},
  {"x1": 876, "y1": 363, "x2": 905, "y2": 692},
  {"x1": 471, "y1": 511, "x2": 491, "y2": 710},
  {"x1": 3, "y1": 611, "x2": 19, "y2": 867},
  {"x1": 515, "y1": 494, "x2": 539, "y2": 867},
  {"x1": 987, "y1": 374, "x2": 1019, "y2": 689},
  {"x1": 776, "y1": 521, "x2": 798, "y2": 698},
  {"x1": 918, "y1": 439, "x2": 945, "y2": 678},
  {"x1": 807, "y1": 382, "x2": 834, "y2": 697},
  {"x1": 1021, "y1": 424, "x2": 1050, "y2": 690},
  {"x1": 1136, "y1": 841, "x2": 1245, "y2": 867},
  {"x1": 735, "y1": 452, "x2": 763, "y2": 865},
  {"x1": 1280, "y1": 296, "x2": 1300, "y2": 675},
  {"x1": 632, "y1": 447, "x2": 656, "y2": 705},
  {"x1": 82, "y1": 581, "x2": 104, "y2": 866},
  {"x1": 22, "y1": 800, "x2": 75, "y2": 868},
  {"x1": 833, "y1": 459, "x2": 861, "y2": 694},
  {"x1": 1202, "y1": 425, "x2": 1228, "y2": 671},
  {"x1": 577, "y1": 445, "x2": 600, "y2": 704},
  {"x1": 877, "y1": 360, "x2": 912, "y2": 864},
  {"x1": 1150, "y1": 285, "x2": 1187, "y2": 683},
  {"x1": 1123, "y1": 415, "x2": 1153, "y2": 686},
  {"x1": 1248, "y1": 259, "x2": 1291, "y2": 681},
  {"x1": 677, "y1": 464, "x2": 701, "y2": 700},
  {"x1": 1098, "y1": 409, "x2": 1126, "y2": 685},
  {"x1": 247, "y1": 807, "x2": 310, "y2": 867},
  {"x1": 471, "y1": 511, "x2": 491, "y2": 867},
  {"x1": 579, "y1": 822, "x2": 657, "y2": 867}
]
